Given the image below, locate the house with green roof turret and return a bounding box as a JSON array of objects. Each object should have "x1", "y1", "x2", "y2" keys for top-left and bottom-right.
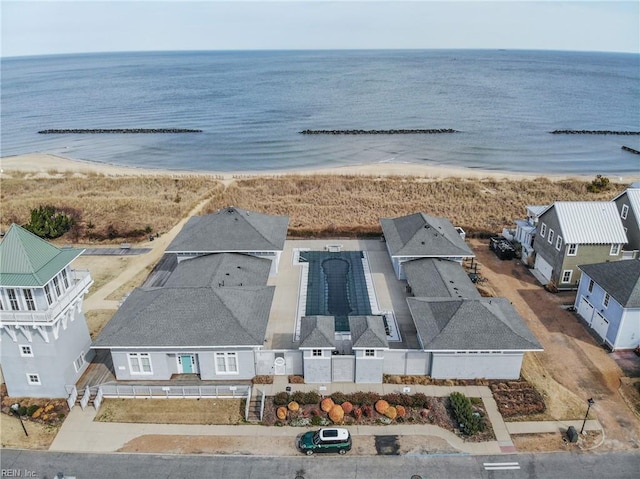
[{"x1": 0, "y1": 224, "x2": 94, "y2": 397}]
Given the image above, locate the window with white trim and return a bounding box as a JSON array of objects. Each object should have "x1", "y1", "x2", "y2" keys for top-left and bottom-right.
[
  {"x1": 561, "y1": 270, "x2": 573, "y2": 283},
  {"x1": 567, "y1": 244, "x2": 578, "y2": 256},
  {"x1": 364, "y1": 349, "x2": 375, "y2": 357},
  {"x1": 61, "y1": 269, "x2": 70, "y2": 289},
  {"x1": 548, "y1": 229, "x2": 554, "y2": 244},
  {"x1": 621, "y1": 204, "x2": 629, "y2": 220},
  {"x1": 7, "y1": 289, "x2": 20, "y2": 310},
  {"x1": 52, "y1": 276, "x2": 61, "y2": 296},
  {"x1": 215, "y1": 352, "x2": 238, "y2": 374},
  {"x1": 540, "y1": 223, "x2": 547, "y2": 238},
  {"x1": 23, "y1": 289, "x2": 36, "y2": 311},
  {"x1": 603, "y1": 293, "x2": 610, "y2": 308},
  {"x1": 555, "y1": 236, "x2": 562, "y2": 250},
  {"x1": 610, "y1": 244, "x2": 620, "y2": 256},
  {"x1": 20, "y1": 345, "x2": 33, "y2": 357},
  {"x1": 588, "y1": 279, "x2": 594, "y2": 293},
  {"x1": 44, "y1": 284, "x2": 53, "y2": 305},
  {"x1": 73, "y1": 352, "x2": 86, "y2": 372},
  {"x1": 128, "y1": 353, "x2": 153, "y2": 374},
  {"x1": 27, "y1": 374, "x2": 41, "y2": 385},
  {"x1": 312, "y1": 349, "x2": 322, "y2": 357}
]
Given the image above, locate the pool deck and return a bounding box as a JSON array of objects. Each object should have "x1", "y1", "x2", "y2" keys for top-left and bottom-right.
[{"x1": 264, "y1": 239, "x2": 420, "y2": 350}]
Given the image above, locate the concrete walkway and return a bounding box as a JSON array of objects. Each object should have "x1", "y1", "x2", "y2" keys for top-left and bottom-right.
[{"x1": 49, "y1": 379, "x2": 602, "y2": 455}]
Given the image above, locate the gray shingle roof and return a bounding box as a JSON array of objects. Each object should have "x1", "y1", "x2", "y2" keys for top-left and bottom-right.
[
  {"x1": 579, "y1": 260, "x2": 640, "y2": 308},
  {"x1": 0, "y1": 224, "x2": 83, "y2": 287},
  {"x1": 348, "y1": 316, "x2": 389, "y2": 349},
  {"x1": 380, "y1": 213, "x2": 474, "y2": 257},
  {"x1": 404, "y1": 258, "x2": 481, "y2": 299},
  {"x1": 166, "y1": 207, "x2": 289, "y2": 253},
  {"x1": 163, "y1": 253, "x2": 271, "y2": 288},
  {"x1": 406, "y1": 297, "x2": 543, "y2": 351},
  {"x1": 93, "y1": 285, "x2": 274, "y2": 348},
  {"x1": 298, "y1": 316, "x2": 336, "y2": 349}
]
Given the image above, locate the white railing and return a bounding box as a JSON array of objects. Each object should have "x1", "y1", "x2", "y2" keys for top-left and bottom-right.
[
  {"x1": 244, "y1": 386, "x2": 253, "y2": 421},
  {"x1": 1, "y1": 271, "x2": 92, "y2": 325},
  {"x1": 65, "y1": 385, "x2": 78, "y2": 410},
  {"x1": 259, "y1": 388, "x2": 267, "y2": 421},
  {"x1": 94, "y1": 387, "x2": 104, "y2": 410},
  {"x1": 97, "y1": 384, "x2": 251, "y2": 399},
  {"x1": 79, "y1": 386, "x2": 91, "y2": 410}
]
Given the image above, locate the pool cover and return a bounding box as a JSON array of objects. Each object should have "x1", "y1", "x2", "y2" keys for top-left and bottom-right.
[{"x1": 299, "y1": 251, "x2": 372, "y2": 331}]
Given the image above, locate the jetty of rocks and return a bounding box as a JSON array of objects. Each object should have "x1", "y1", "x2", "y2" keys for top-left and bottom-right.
[
  {"x1": 38, "y1": 128, "x2": 202, "y2": 134},
  {"x1": 299, "y1": 128, "x2": 459, "y2": 135},
  {"x1": 550, "y1": 130, "x2": 640, "y2": 135},
  {"x1": 622, "y1": 146, "x2": 640, "y2": 155}
]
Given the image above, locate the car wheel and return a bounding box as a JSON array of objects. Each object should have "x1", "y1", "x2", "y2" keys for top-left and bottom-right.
[
  {"x1": 339, "y1": 449, "x2": 347, "y2": 455},
  {"x1": 306, "y1": 450, "x2": 314, "y2": 456}
]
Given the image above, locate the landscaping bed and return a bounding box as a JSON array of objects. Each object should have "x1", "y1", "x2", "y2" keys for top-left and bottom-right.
[
  {"x1": 490, "y1": 379, "x2": 546, "y2": 418},
  {"x1": 0, "y1": 385, "x2": 69, "y2": 426},
  {"x1": 261, "y1": 390, "x2": 495, "y2": 442}
]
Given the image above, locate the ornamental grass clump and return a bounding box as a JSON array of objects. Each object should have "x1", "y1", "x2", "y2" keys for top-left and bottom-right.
[{"x1": 449, "y1": 392, "x2": 485, "y2": 436}]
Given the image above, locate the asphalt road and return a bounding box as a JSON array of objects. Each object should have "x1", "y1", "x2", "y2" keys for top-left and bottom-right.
[{"x1": 1, "y1": 450, "x2": 639, "y2": 479}]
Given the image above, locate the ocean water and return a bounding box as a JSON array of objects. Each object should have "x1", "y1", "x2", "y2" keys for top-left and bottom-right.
[{"x1": 1, "y1": 49, "x2": 639, "y2": 175}]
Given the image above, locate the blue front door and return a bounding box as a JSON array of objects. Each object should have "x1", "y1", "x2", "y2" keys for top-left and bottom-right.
[{"x1": 181, "y1": 355, "x2": 194, "y2": 373}]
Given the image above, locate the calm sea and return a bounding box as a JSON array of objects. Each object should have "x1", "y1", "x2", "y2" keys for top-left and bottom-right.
[{"x1": 1, "y1": 50, "x2": 639, "y2": 175}]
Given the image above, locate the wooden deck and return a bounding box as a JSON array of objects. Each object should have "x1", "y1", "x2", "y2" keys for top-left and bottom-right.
[{"x1": 76, "y1": 350, "x2": 115, "y2": 390}]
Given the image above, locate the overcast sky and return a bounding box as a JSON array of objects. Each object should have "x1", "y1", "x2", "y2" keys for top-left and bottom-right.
[{"x1": 2, "y1": 1, "x2": 638, "y2": 58}]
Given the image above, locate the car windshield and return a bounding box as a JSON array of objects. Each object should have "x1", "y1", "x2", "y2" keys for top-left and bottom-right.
[{"x1": 312, "y1": 432, "x2": 321, "y2": 445}]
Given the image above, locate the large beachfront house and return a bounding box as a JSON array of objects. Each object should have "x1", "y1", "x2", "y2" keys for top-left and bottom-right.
[
  {"x1": 532, "y1": 202, "x2": 628, "y2": 289},
  {"x1": 574, "y1": 260, "x2": 640, "y2": 350},
  {"x1": 0, "y1": 224, "x2": 94, "y2": 397},
  {"x1": 613, "y1": 185, "x2": 640, "y2": 255},
  {"x1": 92, "y1": 208, "x2": 542, "y2": 384}
]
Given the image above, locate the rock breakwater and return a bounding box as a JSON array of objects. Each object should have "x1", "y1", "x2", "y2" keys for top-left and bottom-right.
[
  {"x1": 38, "y1": 128, "x2": 202, "y2": 134},
  {"x1": 550, "y1": 130, "x2": 640, "y2": 135},
  {"x1": 299, "y1": 128, "x2": 458, "y2": 135}
]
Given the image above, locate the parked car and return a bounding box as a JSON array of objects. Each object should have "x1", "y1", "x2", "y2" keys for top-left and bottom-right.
[{"x1": 297, "y1": 428, "x2": 352, "y2": 455}]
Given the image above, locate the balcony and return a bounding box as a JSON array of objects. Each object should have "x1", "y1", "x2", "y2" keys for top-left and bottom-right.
[{"x1": 0, "y1": 270, "x2": 93, "y2": 325}]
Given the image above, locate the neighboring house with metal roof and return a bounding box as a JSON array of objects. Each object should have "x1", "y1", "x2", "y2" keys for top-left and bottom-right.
[
  {"x1": 574, "y1": 260, "x2": 640, "y2": 350},
  {"x1": 380, "y1": 213, "x2": 474, "y2": 279},
  {"x1": 165, "y1": 206, "x2": 289, "y2": 276},
  {"x1": 92, "y1": 253, "x2": 274, "y2": 380},
  {"x1": 533, "y1": 202, "x2": 628, "y2": 288},
  {"x1": 406, "y1": 298, "x2": 543, "y2": 379},
  {"x1": 513, "y1": 205, "x2": 548, "y2": 264},
  {"x1": 0, "y1": 224, "x2": 94, "y2": 397},
  {"x1": 612, "y1": 187, "x2": 640, "y2": 255}
]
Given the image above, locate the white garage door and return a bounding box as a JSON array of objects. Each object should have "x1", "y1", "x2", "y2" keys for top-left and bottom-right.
[
  {"x1": 534, "y1": 254, "x2": 553, "y2": 282},
  {"x1": 592, "y1": 312, "x2": 609, "y2": 341},
  {"x1": 577, "y1": 297, "x2": 594, "y2": 324}
]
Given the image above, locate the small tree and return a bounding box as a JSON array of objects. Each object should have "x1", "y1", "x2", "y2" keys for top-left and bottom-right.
[
  {"x1": 24, "y1": 205, "x2": 76, "y2": 239},
  {"x1": 449, "y1": 392, "x2": 485, "y2": 436},
  {"x1": 587, "y1": 175, "x2": 611, "y2": 193}
]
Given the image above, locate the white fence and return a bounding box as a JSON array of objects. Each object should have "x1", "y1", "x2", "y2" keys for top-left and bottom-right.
[{"x1": 97, "y1": 384, "x2": 251, "y2": 400}]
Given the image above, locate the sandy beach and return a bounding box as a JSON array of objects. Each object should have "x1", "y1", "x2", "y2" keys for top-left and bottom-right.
[{"x1": 4, "y1": 152, "x2": 631, "y2": 182}]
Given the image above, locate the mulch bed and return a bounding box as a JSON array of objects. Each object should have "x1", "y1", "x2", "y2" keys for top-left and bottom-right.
[
  {"x1": 489, "y1": 379, "x2": 546, "y2": 417},
  {"x1": 0, "y1": 384, "x2": 69, "y2": 426}
]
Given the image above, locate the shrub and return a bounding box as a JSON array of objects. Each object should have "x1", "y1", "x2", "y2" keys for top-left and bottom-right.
[
  {"x1": 375, "y1": 399, "x2": 390, "y2": 414},
  {"x1": 587, "y1": 174, "x2": 611, "y2": 193},
  {"x1": 288, "y1": 375, "x2": 305, "y2": 384},
  {"x1": 359, "y1": 392, "x2": 380, "y2": 405},
  {"x1": 311, "y1": 414, "x2": 324, "y2": 426},
  {"x1": 288, "y1": 401, "x2": 300, "y2": 412},
  {"x1": 384, "y1": 406, "x2": 397, "y2": 420},
  {"x1": 290, "y1": 391, "x2": 306, "y2": 404},
  {"x1": 321, "y1": 397, "x2": 335, "y2": 412},
  {"x1": 329, "y1": 405, "x2": 344, "y2": 424},
  {"x1": 252, "y1": 375, "x2": 273, "y2": 384},
  {"x1": 26, "y1": 405, "x2": 40, "y2": 417},
  {"x1": 412, "y1": 393, "x2": 430, "y2": 409},
  {"x1": 273, "y1": 391, "x2": 290, "y2": 406},
  {"x1": 17, "y1": 406, "x2": 27, "y2": 417},
  {"x1": 330, "y1": 392, "x2": 348, "y2": 405},
  {"x1": 383, "y1": 393, "x2": 413, "y2": 407},
  {"x1": 395, "y1": 405, "x2": 406, "y2": 418},
  {"x1": 449, "y1": 392, "x2": 485, "y2": 436},
  {"x1": 24, "y1": 205, "x2": 77, "y2": 239},
  {"x1": 341, "y1": 402, "x2": 354, "y2": 414},
  {"x1": 289, "y1": 417, "x2": 311, "y2": 427},
  {"x1": 276, "y1": 407, "x2": 288, "y2": 420},
  {"x1": 303, "y1": 391, "x2": 321, "y2": 405},
  {"x1": 362, "y1": 405, "x2": 374, "y2": 418},
  {"x1": 353, "y1": 407, "x2": 363, "y2": 421}
]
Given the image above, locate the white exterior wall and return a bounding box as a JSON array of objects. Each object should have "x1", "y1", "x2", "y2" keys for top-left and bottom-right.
[
  {"x1": 614, "y1": 309, "x2": 640, "y2": 350},
  {"x1": 302, "y1": 350, "x2": 332, "y2": 383},
  {"x1": 354, "y1": 350, "x2": 384, "y2": 383}
]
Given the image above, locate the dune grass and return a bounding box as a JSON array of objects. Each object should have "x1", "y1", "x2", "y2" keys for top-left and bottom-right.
[{"x1": 1, "y1": 171, "x2": 626, "y2": 242}]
